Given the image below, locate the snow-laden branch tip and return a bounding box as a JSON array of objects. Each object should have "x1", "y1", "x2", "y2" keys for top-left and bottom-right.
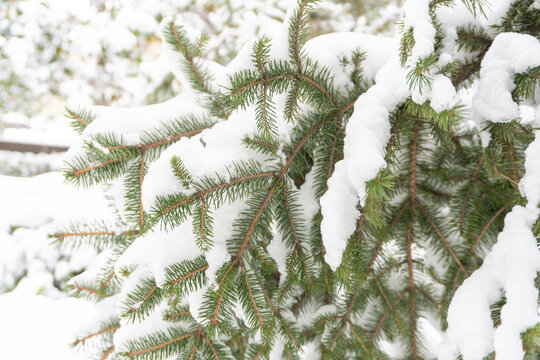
[
  {"x1": 473, "y1": 33, "x2": 540, "y2": 125},
  {"x1": 440, "y1": 33, "x2": 540, "y2": 360},
  {"x1": 320, "y1": 55, "x2": 409, "y2": 271}
]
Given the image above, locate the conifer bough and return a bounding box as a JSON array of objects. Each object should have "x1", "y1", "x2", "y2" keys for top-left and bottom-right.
[{"x1": 58, "y1": 0, "x2": 540, "y2": 359}]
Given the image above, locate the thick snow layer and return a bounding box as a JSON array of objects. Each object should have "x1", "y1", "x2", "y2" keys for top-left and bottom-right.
[
  {"x1": 435, "y1": 0, "x2": 517, "y2": 61},
  {"x1": 402, "y1": 0, "x2": 436, "y2": 64},
  {"x1": 67, "y1": 93, "x2": 209, "y2": 156},
  {"x1": 142, "y1": 106, "x2": 261, "y2": 210},
  {"x1": 473, "y1": 33, "x2": 540, "y2": 124},
  {"x1": 320, "y1": 162, "x2": 361, "y2": 270},
  {"x1": 429, "y1": 74, "x2": 459, "y2": 112},
  {"x1": 0, "y1": 287, "x2": 98, "y2": 359},
  {"x1": 440, "y1": 206, "x2": 540, "y2": 360},
  {"x1": 115, "y1": 223, "x2": 202, "y2": 286},
  {"x1": 401, "y1": 0, "x2": 463, "y2": 108},
  {"x1": 440, "y1": 128, "x2": 540, "y2": 359},
  {"x1": 320, "y1": 56, "x2": 409, "y2": 270},
  {"x1": 226, "y1": 30, "x2": 396, "y2": 94},
  {"x1": 437, "y1": 0, "x2": 516, "y2": 37},
  {"x1": 304, "y1": 32, "x2": 397, "y2": 93},
  {"x1": 116, "y1": 197, "x2": 246, "y2": 287}
]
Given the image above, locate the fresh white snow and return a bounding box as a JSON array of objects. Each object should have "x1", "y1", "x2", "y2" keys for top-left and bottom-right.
[{"x1": 320, "y1": 55, "x2": 409, "y2": 270}]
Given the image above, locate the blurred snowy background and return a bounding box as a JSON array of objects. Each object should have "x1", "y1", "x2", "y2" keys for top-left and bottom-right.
[{"x1": 0, "y1": 0, "x2": 399, "y2": 358}]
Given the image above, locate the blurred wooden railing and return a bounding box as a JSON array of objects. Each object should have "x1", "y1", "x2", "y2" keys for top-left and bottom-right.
[{"x1": 0, "y1": 140, "x2": 69, "y2": 154}]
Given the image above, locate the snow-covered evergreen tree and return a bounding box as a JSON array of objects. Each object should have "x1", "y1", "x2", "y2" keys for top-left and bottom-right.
[{"x1": 57, "y1": 0, "x2": 540, "y2": 359}]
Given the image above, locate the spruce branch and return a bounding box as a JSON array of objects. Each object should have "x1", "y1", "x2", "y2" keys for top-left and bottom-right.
[
  {"x1": 468, "y1": 202, "x2": 512, "y2": 255},
  {"x1": 101, "y1": 346, "x2": 115, "y2": 360},
  {"x1": 164, "y1": 19, "x2": 229, "y2": 119},
  {"x1": 73, "y1": 323, "x2": 120, "y2": 346},
  {"x1": 72, "y1": 283, "x2": 110, "y2": 299},
  {"x1": 59, "y1": 1, "x2": 540, "y2": 358},
  {"x1": 416, "y1": 200, "x2": 466, "y2": 271},
  {"x1": 64, "y1": 106, "x2": 96, "y2": 134}
]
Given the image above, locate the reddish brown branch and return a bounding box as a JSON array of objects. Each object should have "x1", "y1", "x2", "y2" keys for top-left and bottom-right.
[
  {"x1": 73, "y1": 284, "x2": 109, "y2": 298},
  {"x1": 241, "y1": 263, "x2": 266, "y2": 328},
  {"x1": 293, "y1": 0, "x2": 309, "y2": 73},
  {"x1": 262, "y1": 84, "x2": 270, "y2": 132},
  {"x1": 407, "y1": 120, "x2": 420, "y2": 359},
  {"x1": 126, "y1": 331, "x2": 197, "y2": 357},
  {"x1": 200, "y1": 197, "x2": 206, "y2": 244},
  {"x1": 348, "y1": 321, "x2": 370, "y2": 355},
  {"x1": 73, "y1": 113, "x2": 89, "y2": 126},
  {"x1": 143, "y1": 127, "x2": 211, "y2": 150},
  {"x1": 75, "y1": 325, "x2": 120, "y2": 345},
  {"x1": 491, "y1": 153, "x2": 519, "y2": 187},
  {"x1": 257, "y1": 277, "x2": 300, "y2": 349},
  {"x1": 73, "y1": 155, "x2": 128, "y2": 178},
  {"x1": 128, "y1": 285, "x2": 158, "y2": 314},
  {"x1": 205, "y1": 335, "x2": 221, "y2": 360},
  {"x1": 367, "y1": 198, "x2": 411, "y2": 269},
  {"x1": 211, "y1": 293, "x2": 223, "y2": 325},
  {"x1": 468, "y1": 203, "x2": 511, "y2": 255},
  {"x1": 100, "y1": 271, "x2": 115, "y2": 289},
  {"x1": 139, "y1": 151, "x2": 146, "y2": 228},
  {"x1": 235, "y1": 187, "x2": 275, "y2": 259},
  {"x1": 166, "y1": 311, "x2": 190, "y2": 319},
  {"x1": 167, "y1": 265, "x2": 209, "y2": 286},
  {"x1": 245, "y1": 138, "x2": 278, "y2": 150},
  {"x1": 160, "y1": 172, "x2": 275, "y2": 216},
  {"x1": 326, "y1": 284, "x2": 364, "y2": 353},
  {"x1": 101, "y1": 346, "x2": 115, "y2": 360},
  {"x1": 55, "y1": 231, "x2": 114, "y2": 239}
]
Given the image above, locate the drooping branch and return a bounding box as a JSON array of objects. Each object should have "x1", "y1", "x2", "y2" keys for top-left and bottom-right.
[
  {"x1": 406, "y1": 120, "x2": 420, "y2": 360},
  {"x1": 240, "y1": 263, "x2": 266, "y2": 328},
  {"x1": 139, "y1": 150, "x2": 146, "y2": 228},
  {"x1": 101, "y1": 346, "x2": 115, "y2": 360},
  {"x1": 167, "y1": 265, "x2": 209, "y2": 286},
  {"x1": 468, "y1": 203, "x2": 511, "y2": 255},
  {"x1": 125, "y1": 331, "x2": 198, "y2": 357},
  {"x1": 159, "y1": 172, "x2": 276, "y2": 216},
  {"x1": 74, "y1": 325, "x2": 121, "y2": 345},
  {"x1": 417, "y1": 201, "x2": 466, "y2": 272}
]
